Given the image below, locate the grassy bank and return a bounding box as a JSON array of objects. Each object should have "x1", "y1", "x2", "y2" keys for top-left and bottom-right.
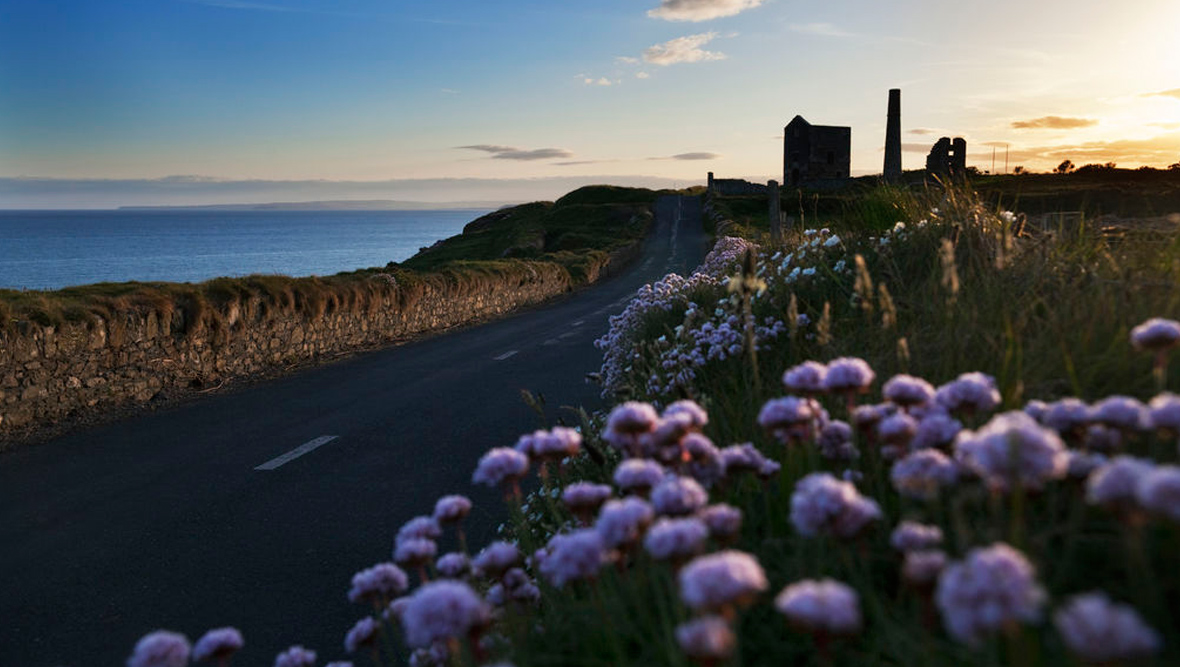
[{"x1": 0, "y1": 185, "x2": 664, "y2": 334}]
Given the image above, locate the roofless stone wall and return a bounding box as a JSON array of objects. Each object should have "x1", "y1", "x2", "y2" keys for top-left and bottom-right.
[{"x1": 0, "y1": 250, "x2": 634, "y2": 444}]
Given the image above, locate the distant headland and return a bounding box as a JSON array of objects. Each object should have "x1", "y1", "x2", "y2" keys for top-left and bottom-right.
[{"x1": 118, "y1": 199, "x2": 512, "y2": 211}]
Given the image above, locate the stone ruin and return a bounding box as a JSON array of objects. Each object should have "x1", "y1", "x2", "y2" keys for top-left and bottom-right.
[
  {"x1": 783, "y1": 115, "x2": 851, "y2": 187},
  {"x1": 926, "y1": 137, "x2": 967, "y2": 176}
]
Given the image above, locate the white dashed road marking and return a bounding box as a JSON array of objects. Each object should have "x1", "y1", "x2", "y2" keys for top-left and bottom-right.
[
  {"x1": 254, "y1": 436, "x2": 339, "y2": 471},
  {"x1": 494, "y1": 350, "x2": 519, "y2": 361}
]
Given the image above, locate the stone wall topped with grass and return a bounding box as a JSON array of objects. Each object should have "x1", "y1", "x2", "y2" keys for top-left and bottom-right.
[{"x1": 0, "y1": 260, "x2": 577, "y2": 441}]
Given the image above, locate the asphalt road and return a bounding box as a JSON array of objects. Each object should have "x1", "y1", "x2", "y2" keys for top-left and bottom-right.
[{"x1": 0, "y1": 195, "x2": 707, "y2": 666}]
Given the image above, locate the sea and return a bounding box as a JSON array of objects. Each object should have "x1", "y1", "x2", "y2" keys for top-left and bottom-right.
[{"x1": 0, "y1": 209, "x2": 492, "y2": 291}]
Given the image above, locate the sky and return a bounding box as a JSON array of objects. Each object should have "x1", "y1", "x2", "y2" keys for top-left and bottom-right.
[{"x1": 2, "y1": 0, "x2": 1179, "y2": 207}]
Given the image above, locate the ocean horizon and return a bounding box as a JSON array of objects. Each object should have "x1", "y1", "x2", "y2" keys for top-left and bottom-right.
[{"x1": 0, "y1": 208, "x2": 491, "y2": 291}]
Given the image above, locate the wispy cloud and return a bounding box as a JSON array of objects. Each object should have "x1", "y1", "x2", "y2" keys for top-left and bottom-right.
[
  {"x1": 649, "y1": 152, "x2": 722, "y2": 161},
  {"x1": 909, "y1": 128, "x2": 938, "y2": 136},
  {"x1": 440, "y1": 88, "x2": 460, "y2": 95},
  {"x1": 788, "y1": 22, "x2": 853, "y2": 38},
  {"x1": 636, "y1": 72, "x2": 651, "y2": 79},
  {"x1": 458, "y1": 145, "x2": 575, "y2": 161},
  {"x1": 583, "y1": 77, "x2": 614, "y2": 86},
  {"x1": 616, "y1": 56, "x2": 640, "y2": 65},
  {"x1": 1143, "y1": 88, "x2": 1180, "y2": 100},
  {"x1": 643, "y1": 32, "x2": 726, "y2": 66},
  {"x1": 1011, "y1": 116, "x2": 1099, "y2": 130},
  {"x1": 647, "y1": 0, "x2": 764, "y2": 22}
]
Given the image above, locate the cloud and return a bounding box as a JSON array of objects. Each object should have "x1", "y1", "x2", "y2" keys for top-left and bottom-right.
[
  {"x1": 788, "y1": 23, "x2": 853, "y2": 38},
  {"x1": 1011, "y1": 116, "x2": 1099, "y2": 130},
  {"x1": 636, "y1": 72, "x2": 651, "y2": 79},
  {"x1": 583, "y1": 77, "x2": 614, "y2": 86},
  {"x1": 440, "y1": 88, "x2": 460, "y2": 95},
  {"x1": 648, "y1": 152, "x2": 722, "y2": 161},
  {"x1": 616, "y1": 56, "x2": 640, "y2": 65},
  {"x1": 458, "y1": 145, "x2": 574, "y2": 161},
  {"x1": 909, "y1": 128, "x2": 937, "y2": 136},
  {"x1": 1144, "y1": 88, "x2": 1180, "y2": 100},
  {"x1": 643, "y1": 32, "x2": 726, "y2": 66},
  {"x1": 647, "y1": 0, "x2": 763, "y2": 22}
]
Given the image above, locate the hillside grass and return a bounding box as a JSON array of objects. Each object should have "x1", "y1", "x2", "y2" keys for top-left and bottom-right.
[{"x1": 0, "y1": 185, "x2": 665, "y2": 334}]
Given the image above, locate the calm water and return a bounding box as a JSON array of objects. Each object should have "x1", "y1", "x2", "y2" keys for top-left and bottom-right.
[{"x1": 0, "y1": 209, "x2": 490, "y2": 290}]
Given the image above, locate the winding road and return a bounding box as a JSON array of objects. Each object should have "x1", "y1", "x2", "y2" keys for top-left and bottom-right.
[{"x1": 0, "y1": 196, "x2": 706, "y2": 666}]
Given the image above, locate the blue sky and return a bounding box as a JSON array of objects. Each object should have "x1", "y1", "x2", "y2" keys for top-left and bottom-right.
[{"x1": 2, "y1": 0, "x2": 1178, "y2": 206}]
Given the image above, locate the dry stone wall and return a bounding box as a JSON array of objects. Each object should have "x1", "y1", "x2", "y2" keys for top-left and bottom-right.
[{"x1": 0, "y1": 261, "x2": 582, "y2": 442}]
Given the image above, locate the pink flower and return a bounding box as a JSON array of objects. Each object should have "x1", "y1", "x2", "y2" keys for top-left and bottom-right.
[
  {"x1": 1148, "y1": 393, "x2": 1180, "y2": 432},
  {"x1": 613, "y1": 459, "x2": 665, "y2": 494},
  {"x1": 344, "y1": 617, "x2": 380, "y2": 654},
  {"x1": 935, "y1": 372, "x2": 1001, "y2": 414},
  {"x1": 539, "y1": 529, "x2": 608, "y2": 587},
  {"x1": 472, "y1": 541, "x2": 520, "y2": 578},
  {"x1": 643, "y1": 517, "x2": 709, "y2": 561},
  {"x1": 1054, "y1": 592, "x2": 1161, "y2": 662},
  {"x1": 818, "y1": 420, "x2": 857, "y2": 461},
  {"x1": 400, "y1": 581, "x2": 491, "y2": 648},
  {"x1": 718, "y1": 443, "x2": 770, "y2": 474},
  {"x1": 878, "y1": 412, "x2": 918, "y2": 447},
  {"x1": 1130, "y1": 317, "x2": 1180, "y2": 351},
  {"x1": 651, "y1": 475, "x2": 709, "y2": 516},
  {"x1": 890, "y1": 521, "x2": 943, "y2": 552},
  {"x1": 664, "y1": 399, "x2": 709, "y2": 428},
  {"x1": 774, "y1": 579, "x2": 862, "y2": 635},
  {"x1": 128, "y1": 630, "x2": 191, "y2": 667},
  {"x1": 911, "y1": 411, "x2": 963, "y2": 450},
  {"x1": 1087, "y1": 456, "x2": 1154, "y2": 509},
  {"x1": 274, "y1": 646, "x2": 317, "y2": 667},
  {"x1": 595, "y1": 497, "x2": 655, "y2": 548},
  {"x1": 348, "y1": 563, "x2": 409, "y2": 604},
  {"x1": 436, "y1": 553, "x2": 471, "y2": 579},
  {"x1": 1090, "y1": 396, "x2": 1150, "y2": 432},
  {"x1": 1135, "y1": 464, "x2": 1180, "y2": 520},
  {"x1": 823, "y1": 357, "x2": 875, "y2": 394},
  {"x1": 902, "y1": 549, "x2": 948, "y2": 587},
  {"x1": 1042, "y1": 398, "x2": 1091, "y2": 434},
  {"x1": 790, "y1": 472, "x2": 881, "y2": 538},
  {"x1": 397, "y1": 516, "x2": 442, "y2": 543},
  {"x1": 515, "y1": 426, "x2": 582, "y2": 460},
  {"x1": 394, "y1": 538, "x2": 437, "y2": 567},
  {"x1": 935, "y1": 543, "x2": 1045, "y2": 645},
  {"x1": 697, "y1": 503, "x2": 743, "y2": 540},
  {"x1": 192, "y1": 627, "x2": 244, "y2": 664},
  {"x1": 675, "y1": 616, "x2": 736, "y2": 661},
  {"x1": 891, "y1": 449, "x2": 959, "y2": 500},
  {"x1": 758, "y1": 396, "x2": 819, "y2": 443},
  {"x1": 472, "y1": 448, "x2": 529, "y2": 487},
  {"x1": 678, "y1": 550, "x2": 768, "y2": 612},
  {"x1": 883, "y1": 374, "x2": 936, "y2": 407},
  {"x1": 562, "y1": 482, "x2": 614, "y2": 514},
  {"x1": 954, "y1": 411, "x2": 1068, "y2": 492},
  {"x1": 603, "y1": 401, "x2": 660, "y2": 453},
  {"x1": 432, "y1": 495, "x2": 472, "y2": 524},
  {"x1": 782, "y1": 361, "x2": 828, "y2": 394}
]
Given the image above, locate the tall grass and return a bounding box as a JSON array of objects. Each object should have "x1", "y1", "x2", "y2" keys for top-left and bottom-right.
[{"x1": 491, "y1": 183, "x2": 1180, "y2": 666}]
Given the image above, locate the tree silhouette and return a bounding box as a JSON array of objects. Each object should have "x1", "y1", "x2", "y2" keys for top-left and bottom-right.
[{"x1": 1054, "y1": 159, "x2": 1075, "y2": 174}]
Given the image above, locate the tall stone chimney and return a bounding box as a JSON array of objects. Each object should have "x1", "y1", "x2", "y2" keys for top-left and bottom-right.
[{"x1": 884, "y1": 88, "x2": 902, "y2": 181}]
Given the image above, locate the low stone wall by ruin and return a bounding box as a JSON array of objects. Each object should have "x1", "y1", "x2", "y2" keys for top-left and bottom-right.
[{"x1": 0, "y1": 258, "x2": 608, "y2": 444}]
